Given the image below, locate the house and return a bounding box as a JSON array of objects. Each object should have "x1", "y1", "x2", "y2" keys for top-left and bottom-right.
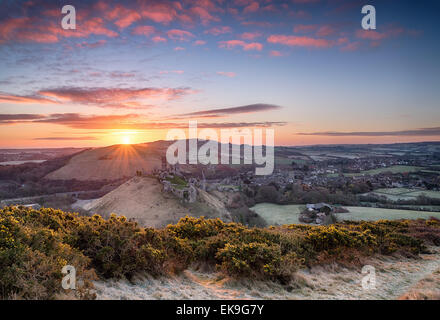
[{"x1": 306, "y1": 203, "x2": 333, "y2": 214}]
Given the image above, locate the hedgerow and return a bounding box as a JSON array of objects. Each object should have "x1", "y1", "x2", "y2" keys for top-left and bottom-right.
[{"x1": 1, "y1": 206, "x2": 439, "y2": 299}]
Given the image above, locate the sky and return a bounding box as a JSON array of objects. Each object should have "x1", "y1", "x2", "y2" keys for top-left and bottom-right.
[{"x1": 0, "y1": 0, "x2": 439, "y2": 148}]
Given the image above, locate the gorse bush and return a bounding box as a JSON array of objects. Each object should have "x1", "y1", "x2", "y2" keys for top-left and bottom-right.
[
  {"x1": 1, "y1": 206, "x2": 440, "y2": 300},
  {"x1": 0, "y1": 207, "x2": 95, "y2": 300},
  {"x1": 215, "y1": 242, "x2": 300, "y2": 282},
  {"x1": 305, "y1": 225, "x2": 377, "y2": 251}
]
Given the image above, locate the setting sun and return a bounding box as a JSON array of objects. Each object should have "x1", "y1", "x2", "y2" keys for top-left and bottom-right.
[{"x1": 122, "y1": 136, "x2": 131, "y2": 145}]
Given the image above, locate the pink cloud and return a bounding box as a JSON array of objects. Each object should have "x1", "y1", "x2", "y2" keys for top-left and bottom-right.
[
  {"x1": 0, "y1": 93, "x2": 58, "y2": 105},
  {"x1": 189, "y1": 6, "x2": 220, "y2": 25},
  {"x1": 55, "y1": 17, "x2": 118, "y2": 39},
  {"x1": 243, "y1": 2, "x2": 260, "y2": 14},
  {"x1": 0, "y1": 18, "x2": 30, "y2": 41},
  {"x1": 241, "y1": 21, "x2": 273, "y2": 28},
  {"x1": 167, "y1": 29, "x2": 195, "y2": 41},
  {"x1": 0, "y1": 17, "x2": 58, "y2": 43},
  {"x1": 227, "y1": 7, "x2": 239, "y2": 15},
  {"x1": 262, "y1": 4, "x2": 279, "y2": 12},
  {"x1": 267, "y1": 35, "x2": 333, "y2": 48},
  {"x1": 219, "y1": 40, "x2": 263, "y2": 51},
  {"x1": 138, "y1": 2, "x2": 180, "y2": 25},
  {"x1": 244, "y1": 42, "x2": 263, "y2": 51},
  {"x1": 106, "y1": 5, "x2": 141, "y2": 29},
  {"x1": 35, "y1": 87, "x2": 196, "y2": 106},
  {"x1": 294, "y1": 24, "x2": 336, "y2": 37},
  {"x1": 204, "y1": 26, "x2": 232, "y2": 36},
  {"x1": 240, "y1": 32, "x2": 262, "y2": 40},
  {"x1": 316, "y1": 25, "x2": 336, "y2": 37},
  {"x1": 152, "y1": 36, "x2": 167, "y2": 43},
  {"x1": 355, "y1": 28, "x2": 404, "y2": 41},
  {"x1": 76, "y1": 40, "x2": 107, "y2": 49},
  {"x1": 131, "y1": 0, "x2": 224, "y2": 26},
  {"x1": 132, "y1": 25, "x2": 156, "y2": 36},
  {"x1": 174, "y1": 46, "x2": 185, "y2": 51},
  {"x1": 293, "y1": 24, "x2": 318, "y2": 33},
  {"x1": 356, "y1": 29, "x2": 387, "y2": 41},
  {"x1": 194, "y1": 40, "x2": 207, "y2": 45},
  {"x1": 14, "y1": 30, "x2": 59, "y2": 43},
  {"x1": 340, "y1": 41, "x2": 361, "y2": 52},
  {"x1": 216, "y1": 71, "x2": 236, "y2": 78},
  {"x1": 0, "y1": 16, "x2": 118, "y2": 44},
  {"x1": 337, "y1": 37, "x2": 349, "y2": 45},
  {"x1": 60, "y1": 17, "x2": 118, "y2": 38},
  {"x1": 269, "y1": 50, "x2": 283, "y2": 57},
  {"x1": 160, "y1": 70, "x2": 185, "y2": 74}
]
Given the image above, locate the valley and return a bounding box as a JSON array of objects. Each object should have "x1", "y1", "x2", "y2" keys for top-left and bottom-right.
[{"x1": 1, "y1": 141, "x2": 440, "y2": 228}]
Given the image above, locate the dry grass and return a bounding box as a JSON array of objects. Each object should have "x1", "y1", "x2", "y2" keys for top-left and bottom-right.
[{"x1": 95, "y1": 247, "x2": 440, "y2": 300}]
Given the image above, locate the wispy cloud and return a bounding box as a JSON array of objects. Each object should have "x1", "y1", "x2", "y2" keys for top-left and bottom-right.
[
  {"x1": 355, "y1": 28, "x2": 404, "y2": 41},
  {"x1": 76, "y1": 40, "x2": 107, "y2": 49},
  {"x1": 204, "y1": 26, "x2": 232, "y2": 36},
  {"x1": 297, "y1": 127, "x2": 440, "y2": 137},
  {"x1": 216, "y1": 71, "x2": 236, "y2": 78},
  {"x1": 269, "y1": 50, "x2": 284, "y2": 57},
  {"x1": 33, "y1": 136, "x2": 98, "y2": 140},
  {"x1": 243, "y1": 2, "x2": 260, "y2": 14},
  {"x1": 167, "y1": 29, "x2": 195, "y2": 41},
  {"x1": 132, "y1": 25, "x2": 156, "y2": 36},
  {"x1": 267, "y1": 35, "x2": 334, "y2": 48},
  {"x1": 240, "y1": 32, "x2": 262, "y2": 40},
  {"x1": 0, "y1": 113, "x2": 286, "y2": 130},
  {"x1": 0, "y1": 86, "x2": 196, "y2": 109},
  {"x1": 0, "y1": 93, "x2": 58, "y2": 105},
  {"x1": 171, "y1": 103, "x2": 281, "y2": 119},
  {"x1": 219, "y1": 40, "x2": 263, "y2": 51},
  {"x1": 0, "y1": 114, "x2": 46, "y2": 121}
]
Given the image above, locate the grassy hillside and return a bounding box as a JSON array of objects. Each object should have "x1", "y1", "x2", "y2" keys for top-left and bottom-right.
[
  {"x1": 1, "y1": 206, "x2": 440, "y2": 299},
  {"x1": 83, "y1": 176, "x2": 231, "y2": 227},
  {"x1": 45, "y1": 144, "x2": 164, "y2": 181}
]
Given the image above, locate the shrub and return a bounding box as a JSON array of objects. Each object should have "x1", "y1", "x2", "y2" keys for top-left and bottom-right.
[
  {"x1": 305, "y1": 225, "x2": 377, "y2": 251},
  {"x1": 2, "y1": 207, "x2": 440, "y2": 299},
  {"x1": 215, "y1": 242, "x2": 298, "y2": 282},
  {"x1": 167, "y1": 216, "x2": 226, "y2": 239},
  {"x1": 0, "y1": 207, "x2": 95, "y2": 300}
]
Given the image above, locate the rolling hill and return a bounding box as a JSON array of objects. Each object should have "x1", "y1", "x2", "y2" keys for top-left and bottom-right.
[
  {"x1": 45, "y1": 142, "x2": 169, "y2": 181},
  {"x1": 81, "y1": 176, "x2": 232, "y2": 228}
]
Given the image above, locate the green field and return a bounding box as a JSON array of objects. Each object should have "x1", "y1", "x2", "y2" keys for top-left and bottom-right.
[
  {"x1": 409, "y1": 190, "x2": 440, "y2": 199},
  {"x1": 327, "y1": 166, "x2": 440, "y2": 178},
  {"x1": 251, "y1": 203, "x2": 440, "y2": 225},
  {"x1": 250, "y1": 203, "x2": 305, "y2": 225},
  {"x1": 274, "y1": 156, "x2": 295, "y2": 165},
  {"x1": 328, "y1": 165, "x2": 425, "y2": 178},
  {"x1": 374, "y1": 187, "x2": 413, "y2": 195},
  {"x1": 349, "y1": 165, "x2": 423, "y2": 177},
  {"x1": 338, "y1": 206, "x2": 440, "y2": 221},
  {"x1": 368, "y1": 188, "x2": 440, "y2": 200}
]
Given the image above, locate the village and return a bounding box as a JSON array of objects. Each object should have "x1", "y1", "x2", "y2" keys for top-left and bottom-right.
[{"x1": 148, "y1": 145, "x2": 440, "y2": 226}]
